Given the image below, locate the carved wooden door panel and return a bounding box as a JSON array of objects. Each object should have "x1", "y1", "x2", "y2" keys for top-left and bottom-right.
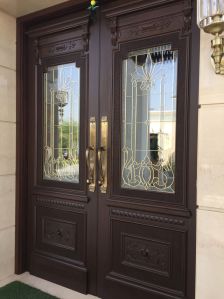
[
  {"x1": 97, "y1": 1, "x2": 197, "y2": 299},
  {"x1": 26, "y1": 10, "x2": 100, "y2": 295}
]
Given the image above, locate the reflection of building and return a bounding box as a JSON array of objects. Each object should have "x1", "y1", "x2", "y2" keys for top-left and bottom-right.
[{"x1": 149, "y1": 110, "x2": 176, "y2": 165}]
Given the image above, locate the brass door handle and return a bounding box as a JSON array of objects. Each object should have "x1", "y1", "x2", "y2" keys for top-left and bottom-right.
[
  {"x1": 86, "y1": 146, "x2": 95, "y2": 185},
  {"x1": 98, "y1": 116, "x2": 108, "y2": 193},
  {"x1": 97, "y1": 146, "x2": 106, "y2": 186},
  {"x1": 86, "y1": 117, "x2": 96, "y2": 192}
]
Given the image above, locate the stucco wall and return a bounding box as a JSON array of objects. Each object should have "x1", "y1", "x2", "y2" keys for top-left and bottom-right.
[
  {"x1": 196, "y1": 31, "x2": 224, "y2": 299},
  {"x1": 0, "y1": 10, "x2": 16, "y2": 281}
]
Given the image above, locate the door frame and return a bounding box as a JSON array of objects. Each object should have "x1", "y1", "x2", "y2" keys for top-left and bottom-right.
[{"x1": 16, "y1": 1, "x2": 200, "y2": 296}]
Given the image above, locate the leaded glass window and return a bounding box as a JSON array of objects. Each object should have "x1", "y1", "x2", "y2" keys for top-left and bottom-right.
[
  {"x1": 43, "y1": 63, "x2": 80, "y2": 183},
  {"x1": 121, "y1": 45, "x2": 178, "y2": 193}
]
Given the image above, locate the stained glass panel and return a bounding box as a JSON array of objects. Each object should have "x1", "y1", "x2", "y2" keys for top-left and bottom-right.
[
  {"x1": 121, "y1": 45, "x2": 178, "y2": 193},
  {"x1": 43, "y1": 63, "x2": 80, "y2": 183}
]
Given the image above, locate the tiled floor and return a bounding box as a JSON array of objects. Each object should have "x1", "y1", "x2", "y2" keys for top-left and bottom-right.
[{"x1": 0, "y1": 272, "x2": 98, "y2": 299}]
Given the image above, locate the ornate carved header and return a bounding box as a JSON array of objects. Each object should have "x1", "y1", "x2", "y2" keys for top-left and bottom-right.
[
  {"x1": 47, "y1": 39, "x2": 77, "y2": 56},
  {"x1": 103, "y1": 0, "x2": 192, "y2": 47},
  {"x1": 29, "y1": 13, "x2": 90, "y2": 63}
]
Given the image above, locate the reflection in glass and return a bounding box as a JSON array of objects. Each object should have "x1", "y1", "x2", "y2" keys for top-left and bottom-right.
[
  {"x1": 121, "y1": 45, "x2": 178, "y2": 193},
  {"x1": 43, "y1": 63, "x2": 80, "y2": 183}
]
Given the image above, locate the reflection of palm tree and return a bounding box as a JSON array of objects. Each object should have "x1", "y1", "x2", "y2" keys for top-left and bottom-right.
[
  {"x1": 44, "y1": 120, "x2": 80, "y2": 181},
  {"x1": 59, "y1": 121, "x2": 79, "y2": 153},
  {"x1": 150, "y1": 133, "x2": 159, "y2": 163},
  {"x1": 44, "y1": 119, "x2": 80, "y2": 182}
]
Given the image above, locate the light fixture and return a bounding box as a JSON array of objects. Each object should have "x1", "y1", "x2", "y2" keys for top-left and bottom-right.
[{"x1": 197, "y1": 0, "x2": 224, "y2": 75}]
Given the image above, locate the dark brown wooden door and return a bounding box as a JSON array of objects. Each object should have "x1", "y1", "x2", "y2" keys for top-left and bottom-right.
[
  {"x1": 24, "y1": 1, "x2": 198, "y2": 298},
  {"x1": 97, "y1": 1, "x2": 198, "y2": 299},
  {"x1": 26, "y1": 9, "x2": 100, "y2": 295}
]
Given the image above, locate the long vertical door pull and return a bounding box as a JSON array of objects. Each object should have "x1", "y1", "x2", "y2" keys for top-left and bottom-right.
[
  {"x1": 86, "y1": 117, "x2": 97, "y2": 192},
  {"x1": 98, "y1": 116, "x2": 108, "y2": 193}
]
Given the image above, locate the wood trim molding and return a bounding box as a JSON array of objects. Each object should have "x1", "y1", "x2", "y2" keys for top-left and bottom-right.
[
  {"x1": 26, "y1": 13, "x2": 89, "y2": 38},
  {"x1": 36, "y1": 197, "x2": 86, "y2": 210},
  {"x1": 102, "y1": 0, "x2": 179, "y2": 17},
  {"x1": 16, "y1": 20, "x2": 28, "y2": 274},
  {"x1": 111, "y1": 209, "x2": 185, "y2": 226}
]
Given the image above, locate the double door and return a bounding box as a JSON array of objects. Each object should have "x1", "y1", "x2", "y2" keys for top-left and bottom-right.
[{"x1": 25, "y1": 1, "x2": 198, "y2": 298}]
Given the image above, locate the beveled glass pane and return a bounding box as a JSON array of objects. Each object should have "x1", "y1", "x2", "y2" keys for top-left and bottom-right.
[
  {"x1": 121, "y1": 45, "x2": 178, "y2": 193},
  {"x1": 43, "y1": 63, "x2": 80, "y2": 183}
]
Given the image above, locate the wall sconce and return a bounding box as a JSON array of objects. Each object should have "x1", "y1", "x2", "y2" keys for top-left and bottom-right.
[{"x1": 197, "y1": 0, "x2": 224, "y2": 75}]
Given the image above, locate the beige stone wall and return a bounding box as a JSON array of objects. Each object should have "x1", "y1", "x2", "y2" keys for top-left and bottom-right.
[
  {"x1": 196, "y1": 31, "x2": 224, "y2": 299},
  {"x1": 0, "y1": 10, "x2": 16, "y2": 281}
]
